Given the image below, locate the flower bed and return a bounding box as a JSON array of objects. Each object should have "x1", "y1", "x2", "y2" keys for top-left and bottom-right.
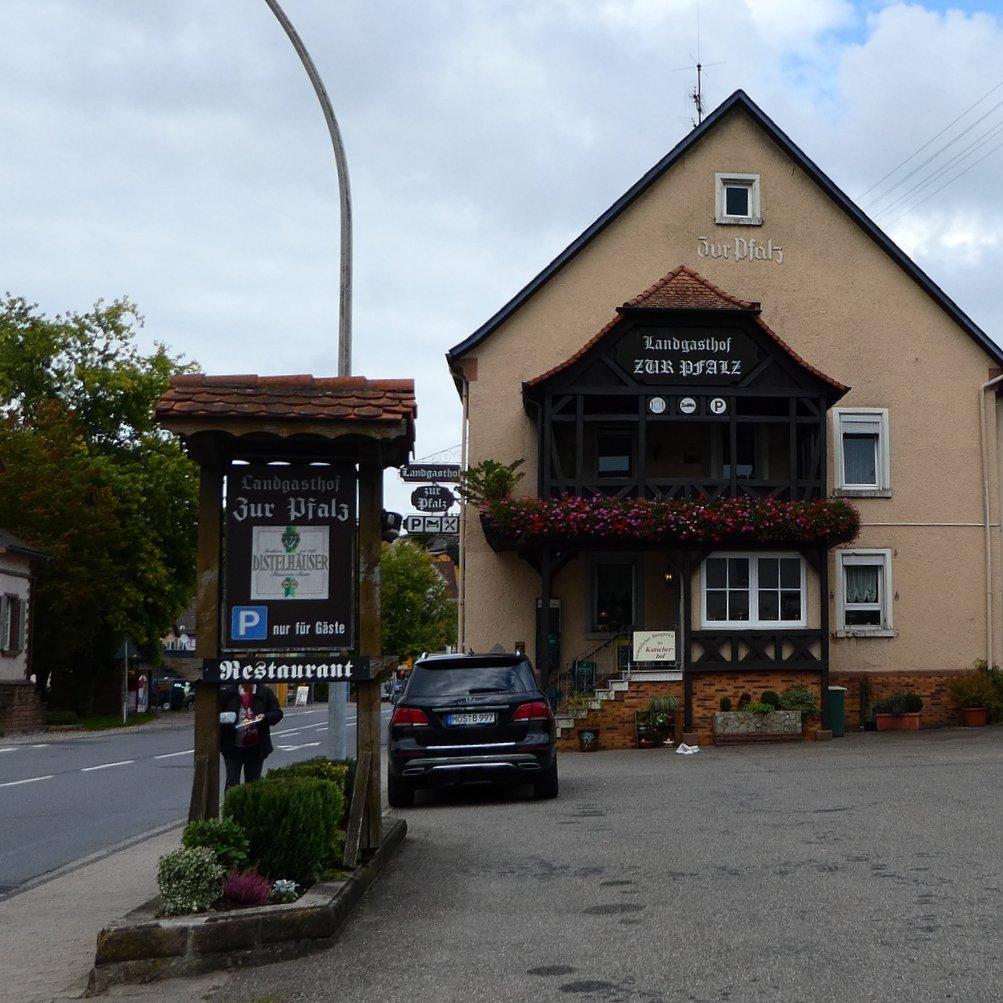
[{"x1": 482, "y1": 496, "x2": 859, "y2": 549}]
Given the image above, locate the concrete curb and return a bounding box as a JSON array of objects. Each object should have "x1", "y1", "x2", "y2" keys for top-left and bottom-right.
[{"x1": 86, "y1": 813, "x2": 406, "y2": 994}]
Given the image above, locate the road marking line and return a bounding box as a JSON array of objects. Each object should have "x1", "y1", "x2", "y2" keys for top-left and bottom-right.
[
  {"x1": 81, "y1": 760, "x2": 134, "y2": 772},
  {"x1": 0, "y1": 775, "x2": 54, "y2": 788},
  {"x1": 29, "y1": 744, "x2": 49, "y2": 748},
  {"x1": 155, "y1": 750, "x2": 194, "y2": 759},
  {"x1": 0, "y1": 748, "x2": 17, "y2": 753},
  {"x1": 276, "y1": 742, "x2": 321, "y2": 752}
]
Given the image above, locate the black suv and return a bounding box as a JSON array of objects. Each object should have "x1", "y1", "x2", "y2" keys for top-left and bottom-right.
[{"x1": 387, "y1": 653, "x2": 558, "y2": 807}]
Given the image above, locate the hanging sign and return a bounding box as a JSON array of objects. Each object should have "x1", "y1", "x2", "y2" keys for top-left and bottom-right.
[
  {"x1": 632, "y1": 630, "x2": 677, "y2": 663},
  {"x1": 223, "y1": 463, "x2": 356, "y2": 652},
  {"x1": 203, "y1": 654, "x2": 373, "y2": 684},
  {"x1": 615, "y1": 325, "x2": 758, "y2": 384},
  {"x1": 400, "y1": 463, "x2": 461, "y2": 482},
  {"x1": 404, "y1": 514, "x2": 459, "y2": 535},
  {"x1": 410, "y1": 484, "x2": 456, "y2": 513}
]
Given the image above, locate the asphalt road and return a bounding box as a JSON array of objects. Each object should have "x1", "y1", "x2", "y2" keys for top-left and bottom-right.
[
  {"x1": 0, "y1": 704, "x2": 393, "y2": 895},
  {"x1": 215, "y1": 727, "x2": 1003, "y2": 1003}
]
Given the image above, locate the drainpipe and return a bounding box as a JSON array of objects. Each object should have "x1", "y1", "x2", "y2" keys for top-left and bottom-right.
[
  {"x1": 458, "y1": 375, "x2": 470, "y2": 651},
  {"x1": 978, "y1": 373, "x2": 1003, "y2": 668}
]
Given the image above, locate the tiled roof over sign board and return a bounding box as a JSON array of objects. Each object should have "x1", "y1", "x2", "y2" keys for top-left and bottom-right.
[{"x1": 155, "y1": 374, "x2": 417, "y2": 426}]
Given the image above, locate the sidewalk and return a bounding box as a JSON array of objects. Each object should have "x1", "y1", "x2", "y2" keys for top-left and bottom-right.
[{"x1": 0, "y1": 825, "x2": 185, "y2": 1002}]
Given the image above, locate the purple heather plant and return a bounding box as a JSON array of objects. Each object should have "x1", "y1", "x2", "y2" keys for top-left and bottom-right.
[
  {"x1": 221, "y1": 869, "x2": 272, "y2": 908},
  {"x1": 482, "y1": 496, "x2": 859, "y2": 548}
]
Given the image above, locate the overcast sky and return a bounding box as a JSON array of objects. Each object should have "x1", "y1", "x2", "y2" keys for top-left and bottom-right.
[{"x1": 2, "y1": 0, "x2": 1002, "y2": 514}]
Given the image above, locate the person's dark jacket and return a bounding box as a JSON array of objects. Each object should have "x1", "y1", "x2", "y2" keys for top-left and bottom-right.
[{"x1": 219, "y1": 685, "x2": 284, "y2": 757}]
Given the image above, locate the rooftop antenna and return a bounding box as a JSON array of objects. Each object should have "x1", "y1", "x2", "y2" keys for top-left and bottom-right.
[{"x1": 670, "y1": 1, "x2": 724, "y2": 127}]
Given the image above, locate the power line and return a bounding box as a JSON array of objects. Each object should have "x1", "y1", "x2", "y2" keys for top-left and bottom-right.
[
  {"x1": 885, "y1": 133, "x2": 1003, "y2": 226},
  {"x1": 857, "y1": 77, "x2": 1003, "y2": 202},
  {"x1": 864, "y1": 95, "x2": 1003, "y2": 210},
  {"x1": 873, "y1": 117, "x2": 1003, "y2": 219}
]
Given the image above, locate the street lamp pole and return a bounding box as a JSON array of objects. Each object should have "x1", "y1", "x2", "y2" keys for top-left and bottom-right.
[
  {"x1": 263, "y1": 0, "x2": 353, "y2": 377},
  {"x1": 265, "y1": 1, "x2": 353, "y2": 759}
]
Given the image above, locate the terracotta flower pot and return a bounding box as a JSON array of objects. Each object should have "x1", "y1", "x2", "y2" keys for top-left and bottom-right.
[
  {"x1": 875, "y1": 712, "x2": 921, "y2": 732},
  {"x1": 962, "y1": 706, "x2": 988, "y2": 727}
]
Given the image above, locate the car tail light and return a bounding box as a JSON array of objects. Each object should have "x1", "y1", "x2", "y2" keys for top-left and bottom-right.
[
  {"x1": 390, "y1": 706, "x2": 430, "y2": 727},
  {"x1": 511, "y1": 700, "x2": 551, "y2": 722}
]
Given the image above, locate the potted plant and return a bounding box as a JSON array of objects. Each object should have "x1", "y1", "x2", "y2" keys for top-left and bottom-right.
[
  {"x1": 873, "y1": 692, "x2": 923, "y2": 731},
  {"x1": 634, "y1": 710, "x2": 656, "y2": 749},
  {"x1": 948, "y1": 671, "x2": 997, "y2": 727},
  {"x1": 647, "y1": 695, "x2": 680, "y2": 746}
]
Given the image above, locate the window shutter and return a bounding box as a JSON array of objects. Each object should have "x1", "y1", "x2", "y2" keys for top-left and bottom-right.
[
  {"x1": 0, "y1": 596, "x2": 10, "y2": 653},
  {"x1": 10, "y1": 598, "x2": 22, "y2": 654},
  {"x1": 17, "y1": 598, "x2": 27, "y2": 653}
]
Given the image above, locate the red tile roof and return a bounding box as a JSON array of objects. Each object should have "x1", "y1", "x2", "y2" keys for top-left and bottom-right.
[
  {"x1": 155, "y1": 374, "x2": 417, "y2": 424},
  {"x1": 624, "y1": 264, "x2": 760, "y2": 310},
  {"x1": 526, "y1": 265, "x2": 847, "y2": 393}
]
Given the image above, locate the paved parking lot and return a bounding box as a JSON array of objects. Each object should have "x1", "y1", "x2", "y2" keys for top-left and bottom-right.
[{"x1": 217, "y1": 729, "x2": 1002, "y2": 1002}]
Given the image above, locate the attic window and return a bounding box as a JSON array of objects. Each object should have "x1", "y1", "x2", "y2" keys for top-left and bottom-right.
[{"x1": 715, "y1": 173, "x2": 761, "y2": 225}]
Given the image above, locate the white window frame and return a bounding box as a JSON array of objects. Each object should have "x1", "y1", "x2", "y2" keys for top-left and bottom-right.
[
  {"x1": 715, "y1": 172, "x2": 762, "y2": 225},
  {"x1": 833, "y1": 408, "x2": 890, "y2": 496},
  {"x1": 700, "y1": 552, "x2": 807, "y2": 629},
  {"x1": 836, "y1": 549, "x2": 895, "y2": 637}
]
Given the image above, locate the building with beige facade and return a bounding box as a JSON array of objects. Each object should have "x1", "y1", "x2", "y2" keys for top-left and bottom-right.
[{"x1": 446, "y1": 90, "x2": 1003, "y2": 747}]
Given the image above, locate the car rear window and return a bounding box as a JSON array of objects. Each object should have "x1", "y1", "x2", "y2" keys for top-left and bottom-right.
[{"x1": 406, "y1": 662, "x2": 537, "y2": 697}]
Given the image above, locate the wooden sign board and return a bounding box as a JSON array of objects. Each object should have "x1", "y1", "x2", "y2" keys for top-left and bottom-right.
[
  {"x1": 223, "y1": 463, "x2": 357, "y2": 652},
  {"x1": 202, "y1": 654, "x2": 372, "y2": 684},
  {"x1": 614, "y1": 325, "x2": 758, "y2": 384},
  {"x1": 632, "y1": 630, "x2": 677, "y2": 663}
]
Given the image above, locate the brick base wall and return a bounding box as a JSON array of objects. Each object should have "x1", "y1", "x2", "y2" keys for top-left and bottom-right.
[
  {"x1": 829, "y1": 669, "x2": 970, "y2": 730},
  {"x1": 557, "y1": 680, "x2": 684, "y2": 751},
  {"x1": 0, "y1": 682, "x2": 44, "y2": 734},
  {"x1": 690, "y1": 671, "x2": 822, "y2": 746}
]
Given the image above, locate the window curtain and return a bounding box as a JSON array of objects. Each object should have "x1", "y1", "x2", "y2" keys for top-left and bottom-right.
[
  {"x1": 845, "y1": 566, "x2": 878, "y2": 604},
  {"x1": 843, "y1": 432, "x2": 877, "y2": 485}
]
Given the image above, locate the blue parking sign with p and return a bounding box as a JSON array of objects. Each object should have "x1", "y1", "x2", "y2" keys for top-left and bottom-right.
[{"x1": 231, "y1": 606, "x2": 268, "y2": 641}]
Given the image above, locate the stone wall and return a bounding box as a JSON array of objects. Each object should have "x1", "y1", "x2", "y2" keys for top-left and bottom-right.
[{"x1": 0, "y1": 681, "x2": 44, "y2": 734}]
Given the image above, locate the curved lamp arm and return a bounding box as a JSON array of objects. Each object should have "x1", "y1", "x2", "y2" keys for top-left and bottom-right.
[{"x1": 264, "y1": 0, "x2": 353, "y2": 376}]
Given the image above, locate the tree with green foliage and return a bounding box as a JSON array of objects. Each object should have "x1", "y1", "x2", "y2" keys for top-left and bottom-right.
[
  {"x1": 380, "y1": 540, "x2": 457, "y2": 660},
  {"x1": 0, "y1": 296, "x2": 198, "y2": 711}
]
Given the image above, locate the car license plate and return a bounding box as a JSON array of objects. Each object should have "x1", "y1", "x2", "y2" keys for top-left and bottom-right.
[{"x1": 446, "y1": 712, "x2": 496, "y2": 726}]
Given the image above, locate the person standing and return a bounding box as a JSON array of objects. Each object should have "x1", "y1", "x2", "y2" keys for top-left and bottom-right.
[{"x1": 219, "y1": 683, "x2": 284, "y2": 790}]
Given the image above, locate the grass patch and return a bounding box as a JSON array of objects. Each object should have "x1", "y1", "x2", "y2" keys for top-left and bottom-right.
[{"x1": 79, "y1": 711, "x2": 159, "y2": 731}]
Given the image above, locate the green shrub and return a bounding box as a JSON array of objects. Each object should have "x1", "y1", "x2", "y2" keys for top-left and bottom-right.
[
  {"x1": 156, "y1": 846, "x2": 225, "y2": 916},
  {"x1": 719, "y1": 697, "x2": 732, "y2": 712},
  {"x1": 266, "y1": 757, "x2": 350, "y2": 799},
  {"x1": 457, "y1": 458, "x2": 525, "y2": 504},
  {"x1": 779, "y1": 686, "x2": 819, "y2": 719},
  {"x1": 949, "y1": 670, "x2": 1002, "y2": 718},
  {"x1": 182, "y1": 817, "x2": 250, "y2": 872},
  {"x1": 745, "y1": 701, "x2": 773, "y2": 715},
  {"x1": 647, "y1": 695, "x2": 679, "y2": 732},
  {"x1": 874, "y1": 692, "x2": 923, "y2": 716},
  {"x1": 761, "y1": 690, "x2": 781, "y2": 709},
  {"x1": 224, "y1": 777, "x2": 344, "y2": 885},
  {"x1": 45, "y1": 710, "x2": 78, "y2": 726}
]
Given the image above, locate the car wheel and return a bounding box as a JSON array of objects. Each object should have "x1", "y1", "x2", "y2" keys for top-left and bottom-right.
[
  {"x1": 533, "y1": 762, "x2": 559, "y2": 799},
  {"x1": 388, "y1": 774, "x2": 415, "y2": 808}
]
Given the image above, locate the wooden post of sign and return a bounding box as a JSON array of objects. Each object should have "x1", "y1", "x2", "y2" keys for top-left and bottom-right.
[
  {"x1": 190, "y1": 460, "x2": 223, "y2": 821},
  {"x1": 343, "y1": 461, "x2": 384, "y2": 867}
]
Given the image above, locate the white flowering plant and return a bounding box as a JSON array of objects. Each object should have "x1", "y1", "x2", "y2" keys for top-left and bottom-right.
[{"x1": 156, "y1": 846, "x2": 225, "y2": 916}]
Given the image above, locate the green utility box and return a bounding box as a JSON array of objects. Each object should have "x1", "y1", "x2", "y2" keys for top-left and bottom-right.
[{"x1": 825, "y1": 686, "x2": 847, "y2": 737}]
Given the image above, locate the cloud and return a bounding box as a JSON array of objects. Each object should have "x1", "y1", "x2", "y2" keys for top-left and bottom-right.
[{"x1": 0, "y1": 1, "x2": 1000, "y2": 517}]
